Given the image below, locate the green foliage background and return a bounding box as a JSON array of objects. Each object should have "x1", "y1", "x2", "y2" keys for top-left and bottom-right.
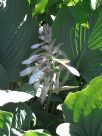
[{"x1": 0, "y1": 0, "x2": 102, "y2": 135}]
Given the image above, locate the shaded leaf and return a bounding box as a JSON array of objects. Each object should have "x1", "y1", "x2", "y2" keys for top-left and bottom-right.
[
  {"x1": 52, "y1": 7, "x2": 102, "y2": 81},
  {"x1": 69, "y1": 109, "x2": 102, "y2": 136},
  {"x1": 0, "y1": 64, "x2": 9, "y2": 89},
  {"x1": 1, "y1": 103, "x2": 36, "y2": 130},
  {"x1": 69, "y1": 1, "x2": 87, "y2": 24},
  {"x1": 16, "y1": 84, "x2": 36, "y2": 96},
  {"x1": 31, "y1": 110, "x2": 63, "y2": 135},
  {"x1": 0, "y1": 0, "x2": 38, "y2": 81}
]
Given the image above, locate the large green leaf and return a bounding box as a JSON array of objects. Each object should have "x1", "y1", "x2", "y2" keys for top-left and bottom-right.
[
  {"x1": 62, "y1": 75, "x2": 102, "y2": 123},
  {"x1": 0, "y1": 0, "x2": 38, "y2": 81},
  {"x1": 0, "y1": 64, "x2": 9, "y2": 89},
  {"x1": 62, "y1": 75, "x2": 102, "y2": 135},
  {"x1": 1, "y1": 103, "x2": 36, "y2": 130},
  {"x1": 52, "y1": 6, "x2": 102, "y2": 81},
  {"x1": 0, "y1": 110, "x2": 13, "y2": 135}
]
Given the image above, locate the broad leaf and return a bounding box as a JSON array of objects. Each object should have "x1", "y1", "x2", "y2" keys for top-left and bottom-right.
[
  {"x1": 62, "y1": 75, "x2": 102, "y2": 122},
  {"x1": 0, "y1": 0, "x2": 38, "y2": 81},
  {"x1": 62, "y1": 75, "x2": 102, "y2": 135}
]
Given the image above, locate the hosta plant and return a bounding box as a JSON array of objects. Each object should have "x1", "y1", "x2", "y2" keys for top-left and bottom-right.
[{"x1": 20, "y1": 23, "x2": 80, "y2": 103}]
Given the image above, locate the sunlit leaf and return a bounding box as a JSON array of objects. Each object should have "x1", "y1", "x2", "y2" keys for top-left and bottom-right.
[
  {"x1": 91, "y1": 0, "x2": 102, "y2": 10},
  {"x1": 0, "y1": 90, "x2": 33, "y2": 106},
  {"x1": 62, "y1": 75, "x2": 102, "y2": 122},
  {"x1": 56, "y1": 123, "x2": 71, "y2": 136},
  {"x1": 64, "y1": 0, "x2": 80, "y2": 6},
  {"x1": 33, "y1": 0, "x2": 48, "y2": 16},
  {"x1": 23, "y1": 129, "x2": 51, "y2": 136}
]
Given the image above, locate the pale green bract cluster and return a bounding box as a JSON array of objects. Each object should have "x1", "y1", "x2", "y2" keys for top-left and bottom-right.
[{"x1": 20, "y1": 24, "x2": 80, "y2": 103}]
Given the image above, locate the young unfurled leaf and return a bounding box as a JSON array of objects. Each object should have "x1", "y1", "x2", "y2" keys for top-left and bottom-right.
[
  {"x1": 20, "y1": 67, "x2": 34, "y2": 76},
  {"x1": 22, "y1": 55, "x2": 39, "y2": 64}
]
